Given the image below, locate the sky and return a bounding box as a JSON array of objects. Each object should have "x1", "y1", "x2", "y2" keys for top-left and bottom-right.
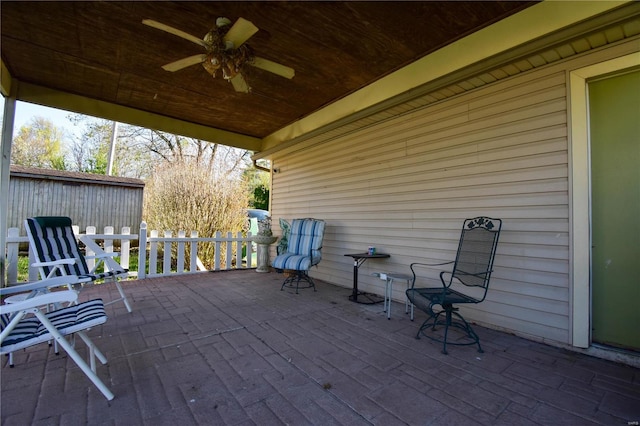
[{"x1": 13, "y1": 101, "x2": 79, "y2": 137}]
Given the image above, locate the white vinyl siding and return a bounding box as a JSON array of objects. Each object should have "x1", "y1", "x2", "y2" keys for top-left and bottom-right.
[{"x1": 270, "y1": 38, "x2": 639, "y2": 345}]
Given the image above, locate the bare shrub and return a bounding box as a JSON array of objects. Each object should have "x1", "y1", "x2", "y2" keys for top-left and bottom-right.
[{"x1": 144, "y1": 162, "x2": 249, "y2": 269}]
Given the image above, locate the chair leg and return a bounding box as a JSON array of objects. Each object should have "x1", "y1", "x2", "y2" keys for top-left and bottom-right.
[
  {"x1": 35, "y1": 312, "x2": 114, "y2": 400},
  {"x1": 281, "y1": 272, "x2": 302, "y2": 293},
  {"x1": 415, "y1": 311, "x2": 439, "y2": 339},
  {"x1": 103, "y1": 280, "x2": 132, "y2": 313},
  {"x1": 280, "y1": 271, "x2": 316, "y2": 293},
  {"x1": 53, "y1": 332, "x2": 113, "y2": 400},
  {"x1": 384, "y1": 278, "x2": 392, "y2": 319},
  {"x1": 441, "y1": 310, "x2": 452, "y2": 354},
  {"x1": 450, "y1": 310, "x2": 483, "y2": 353},
  {"x1": 76, "y1": 330, "x2": 108, "y2": 370},
  {"x1": 280, "y1": 273, "x2": 295, "y2": 292},
  {"x1": 415, "y1": 304, "x2": 483, "y2": 354},
  {"x1": 115, "y1": 281, "x2": 132, "y2": 313},
  {"x1": 405, "y1": 280, "x2": 412, "y2": 316}
]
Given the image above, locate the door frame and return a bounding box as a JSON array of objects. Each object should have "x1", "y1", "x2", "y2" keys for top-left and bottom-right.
[{"x1": 568, "y1": 53, "x2": 639, "y2": 348}]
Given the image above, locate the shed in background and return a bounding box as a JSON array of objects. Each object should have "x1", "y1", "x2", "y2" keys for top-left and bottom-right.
[{"x1": 8, "y1": 165, "x2": 144, "y2": 236}]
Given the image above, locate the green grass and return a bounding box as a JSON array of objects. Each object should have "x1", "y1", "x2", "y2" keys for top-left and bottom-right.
[
  {"x1": 12, "y1": 246, "x2": 251, "y2": 281},
  {"x1": 14, "y1": 252, "x2": 143, "y2": 282},
  {"x1": 16, "y1": 256, "x2": 30, "y2": 282}
]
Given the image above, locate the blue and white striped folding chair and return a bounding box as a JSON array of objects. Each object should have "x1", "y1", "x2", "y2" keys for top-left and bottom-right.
[
  {"x1": 25, "y1": 216, "x2": 132, "y2": 312},
  {"x1": 272, "y1": 218, "x2": 325, "y2": 293},
  {"x1": 0, "y1": 287, "x2": 114, "y2": 400}
]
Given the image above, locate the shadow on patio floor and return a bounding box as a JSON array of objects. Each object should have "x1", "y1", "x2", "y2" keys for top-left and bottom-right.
[{"x1": 2, "y1": 270, "x2": 639, "y2": 425}]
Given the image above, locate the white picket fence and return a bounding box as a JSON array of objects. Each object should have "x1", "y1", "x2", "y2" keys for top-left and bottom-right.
[{"x1": 4, "y1": 221, "x2": 256, "y2": 284}]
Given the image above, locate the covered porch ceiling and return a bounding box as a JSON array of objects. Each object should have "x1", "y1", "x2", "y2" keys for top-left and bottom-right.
[
  {"x1": 1, "y1": 1, "x2": 535, "y2": 152},
  {"x1": 0, "y1": 2, "x2": 629, "y2": 156}
]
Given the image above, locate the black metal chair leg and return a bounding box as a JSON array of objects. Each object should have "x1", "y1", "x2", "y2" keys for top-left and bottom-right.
[
  {"x1": 451, "y1": 310, "x2": 483, "y2": 353},
  {"x1": 441, "y1": 309, "x2": 452, "y2": 354},
  {"x1": 280, "y1": 271, "x2": 316, "y2": 293}
]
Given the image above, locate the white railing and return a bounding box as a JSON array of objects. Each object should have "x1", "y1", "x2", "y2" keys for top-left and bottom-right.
[{"x1": 4, "y1": 221, "x2": 256, "y2": 285}]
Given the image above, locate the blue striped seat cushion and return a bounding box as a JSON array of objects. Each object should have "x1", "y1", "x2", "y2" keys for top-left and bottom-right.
[
  {"x1": 1, "y1": 299, "x2": 106, "y2": 353},
  {"x1": 272, "y1": 253, "x2": 313, "y2": 271}
]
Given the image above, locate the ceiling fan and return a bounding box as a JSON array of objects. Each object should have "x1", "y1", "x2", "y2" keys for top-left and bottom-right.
[{"x1": 142, "y1": 17, "x2": 295, "y2": 93}]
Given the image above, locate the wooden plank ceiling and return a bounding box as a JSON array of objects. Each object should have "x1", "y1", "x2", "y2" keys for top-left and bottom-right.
[{"x1": 1, "y1": 1, "x2": 534, "y2": 142}]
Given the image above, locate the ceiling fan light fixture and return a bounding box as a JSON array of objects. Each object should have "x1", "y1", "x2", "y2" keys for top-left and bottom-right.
[
  {"x1": 144, "y1": 16, "x2": 293, "y2": 93},
  {"x1": 216, "y1": 17, "x2": 231, "y2": 27},
  {"x1": 202, "y1": 53, "x2": 221, "y2": 76},
  {"x1": 198, "y1": 18, "x2": 254, "y2": 82}
]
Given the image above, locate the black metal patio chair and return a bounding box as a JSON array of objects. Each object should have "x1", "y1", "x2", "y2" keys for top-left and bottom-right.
[{"x1": 406, "y1": 216, "x2": 502, "y2": 354}]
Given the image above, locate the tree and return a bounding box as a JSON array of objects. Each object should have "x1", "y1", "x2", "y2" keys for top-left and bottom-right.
[
  {"x1": 131, "y1": 127, "x2": 255, "y2": 268},
  {"x1": 143, "y1": 161, "x2": 250, "y2": 269},
  {"x1": 67, "y1": 115, "x2": 253, "y2": 180},
  {"x1": 131, "y1": 128, "x2": 252, "y2": 178},
  {"x1": 11, "y1": 117, "x2": 68, "y2": 169},
  {"x1": 65, "y1": 114, "x2": 260, "y2": 269},
  {"x1": 243, "y1": 166, "x2": 270, "y2": 210},
  {"x1": 68, "y1": 116, "x2": 114, "y2": 174}
]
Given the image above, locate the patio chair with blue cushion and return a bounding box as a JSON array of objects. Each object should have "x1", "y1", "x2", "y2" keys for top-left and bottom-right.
[
  {"x1": 406, "y1": 216, "x2": 502, "y2": 354},
  {"x1": 0, "y1": 285, "x2": 114, "y2": 400},
  {"x1": 25, "y1": 216, "x2": 132, "y2": 312},
  {"x1": 272, "y1": 218, "x2": 326, "y2": 293}
]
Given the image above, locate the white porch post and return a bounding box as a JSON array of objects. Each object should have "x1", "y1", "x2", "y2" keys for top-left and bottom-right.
[{"x1": 0, "y1": 86, "x2": 17, "y2": 287}]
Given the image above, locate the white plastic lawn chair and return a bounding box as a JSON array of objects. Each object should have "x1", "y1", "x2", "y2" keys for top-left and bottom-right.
[
  {"x1": 0, "y1": 287, "x2": 114, "y2": 400},
  {"x1": 1, "y1": 275, "x2": 93, "y2": 366},
  {"x1": 25, "y1": 216, "x2": 132, "y2": 312}
]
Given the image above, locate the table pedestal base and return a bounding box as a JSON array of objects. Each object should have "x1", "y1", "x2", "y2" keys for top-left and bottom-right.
[
  {"x1": 344, "y1": 252, "x2": 390, "y2": 304},
  {"x1": 256, "y1": 243, "x2": 271, "y2": 273},
  {"x1": 349, "y1": 292, "x2": 384, "y2": 304}
]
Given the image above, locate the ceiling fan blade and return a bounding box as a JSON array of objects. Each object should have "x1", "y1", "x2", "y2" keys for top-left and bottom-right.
[
  {"x1": 142, "y1": 19, "x2": 208, "y2": 49},
  {"x1": 162, "y1": 54, "x2": 207, "y2": 72},
  {"x1": 223, "y1": 17, "x2": 259, "y2": 48},
  {"x1": 230, "y1": 73, "x2": 251, "y2": 93},
  {"x1": 250, "y1": 57, "x2": 295, "y2": 79}
]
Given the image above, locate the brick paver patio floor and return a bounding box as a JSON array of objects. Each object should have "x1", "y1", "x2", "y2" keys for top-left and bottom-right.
[{"x1": 2, "y1": 270, "x2": 639, "y2": 425}]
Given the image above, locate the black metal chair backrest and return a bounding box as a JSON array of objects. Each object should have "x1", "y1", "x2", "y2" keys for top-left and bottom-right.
[{"x1": 448, "y1": 217, "x2": 502, "y2": 292}]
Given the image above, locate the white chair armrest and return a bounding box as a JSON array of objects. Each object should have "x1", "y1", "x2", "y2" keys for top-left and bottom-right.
[
  {"x1": 0, "y1": 275, "x2": 90, "y2": 296},
  {"x1": 85, "y1": 252, "x2": 118, "y2": 261},
  {"x1": 0, "y1": 290, "x2": 78, "y2": 314},
  {"x1": 31, "y1": 258, "x2": 77, "y2": 268}
]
